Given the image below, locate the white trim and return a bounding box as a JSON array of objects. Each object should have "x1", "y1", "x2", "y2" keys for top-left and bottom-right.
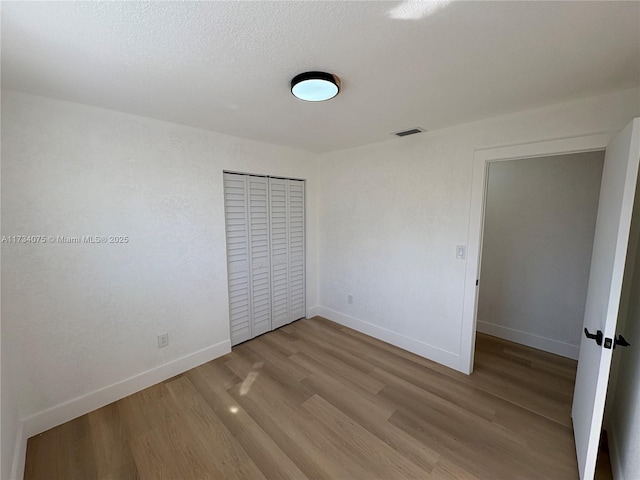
[
  {"x1": 608, "y1": 427, "x2": 625, "y2": 480},
  {"x1": 12, "y1": 340, "x2": 230, "y2": 479},
  {"x1": 474, "y1": 134, "x2": 612, "y2": 163},
  {"x1": 316, "y1": 306, "x2": 461, "y2": 371},
  {"x1": 476, "y1": 320, "x2": 579, "y2": 360},
  {"x1": 306, "y1": 305, "x2": 320, "y2": 318},
  {"x1": 460, "y1": 132, "x2": 614, "y2": 374},
  {"x1": 10, "y1": 421, "x2": 26, "y2": 480}
]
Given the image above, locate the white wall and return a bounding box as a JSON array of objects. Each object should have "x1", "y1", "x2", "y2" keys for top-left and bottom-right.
[
  {"x1": 477, "y1": 152, "x2": 604, "y2": 359},
  {"x1": 3, "y1": 87, "x2": 639, "y2": 479},
  {"x1": 316, "y1": 87, "x2": 640, "y2": 372},
  {"x1": 0, "y1": 91, "x2": 318, "y2": 479}
]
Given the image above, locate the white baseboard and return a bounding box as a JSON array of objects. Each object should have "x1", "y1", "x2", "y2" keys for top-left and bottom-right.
[
  {"x1": 315, "y1": 306, "x2": 462, "y2": 372},
  {"x1": 306, "y1": 305, "x2": 320, "y2": 318},
  {"x1": 608, "y1": 427, "x2": 625, "y2": 480},
  {"x1": 11, "y1": 339, "x2": 230, "y2": 480},
  {"x1": 10, "y1": 421, "x2": 26, "y2": 480},
  {"x1": 476, "y1": 320, "x2": 579, "y2": 360}
]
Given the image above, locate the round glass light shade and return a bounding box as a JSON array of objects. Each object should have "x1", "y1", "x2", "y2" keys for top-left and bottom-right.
[{"x1": 291, "y1": 72, "x2": 340, "y2": 102}]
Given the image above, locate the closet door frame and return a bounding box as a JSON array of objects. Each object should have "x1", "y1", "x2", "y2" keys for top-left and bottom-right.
[{"x1": 223, "y1": 171, "x2": 306, "y2": 344}]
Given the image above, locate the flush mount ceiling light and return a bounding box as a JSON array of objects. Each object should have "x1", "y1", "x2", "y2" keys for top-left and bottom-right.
[{"x1": 291, "y1": 71, "x2": 340, "y2": 102}]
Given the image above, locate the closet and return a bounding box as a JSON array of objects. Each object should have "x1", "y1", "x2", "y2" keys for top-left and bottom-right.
[{"x1": 223, "y1": 172, "x2": 305, "y2": 346}]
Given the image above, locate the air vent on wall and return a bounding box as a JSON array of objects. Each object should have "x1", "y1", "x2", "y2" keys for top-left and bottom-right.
[{"x1": 393, "y1": 127, "x2": 424, "y2": 137}]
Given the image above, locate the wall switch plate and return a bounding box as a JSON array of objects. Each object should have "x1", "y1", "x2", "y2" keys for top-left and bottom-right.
[
  {"x1": 157, "y1": 333, "x2": 169, "y2": 348},
  {"x1": 347, "y1": 294, "x2": 353, "y2": 304},
  {"x1": 456, "y1": 245, "x2": 466, "y2": 259}
]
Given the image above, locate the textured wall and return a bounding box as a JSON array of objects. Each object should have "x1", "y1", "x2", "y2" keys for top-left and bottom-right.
[
  {"x1": 3, "y1": 87, "x2": 640, "y2": 479},
  {"x1": 1, "y1": 91, "x2": 317, "y2": 478},
  {"x1": 317, "y1": 87, "x2": 639, "y2": 372},
  {"x1": 477, "y1": 152, "x2": 604, "y2": 359}
]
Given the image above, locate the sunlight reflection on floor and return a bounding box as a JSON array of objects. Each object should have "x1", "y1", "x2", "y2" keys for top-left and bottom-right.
[{"x1": 239, "y1": 361, "x2": 264, "y2": 396}]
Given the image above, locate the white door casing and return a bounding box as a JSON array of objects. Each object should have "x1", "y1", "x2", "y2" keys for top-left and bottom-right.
[{"x1": 462, "y1": 133, "x2": 613, "y2": 375}]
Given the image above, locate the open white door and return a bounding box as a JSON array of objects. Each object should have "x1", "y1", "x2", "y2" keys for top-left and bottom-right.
[{"x1": 572, "y1": 118, "x2": 640, "y2": 479}]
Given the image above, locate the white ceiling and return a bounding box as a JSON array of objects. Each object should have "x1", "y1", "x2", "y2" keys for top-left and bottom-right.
[{"x1": 2, "y1": 1, "x2": 639, "y2": 153}]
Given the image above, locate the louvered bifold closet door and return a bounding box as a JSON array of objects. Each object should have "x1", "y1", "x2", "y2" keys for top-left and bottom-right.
[
  {"x1": 223, "y1": 173, "x2": 252, "y2": 345},
  {"x1": 269, "y1": 178, "x2": 290, "y2": 329},
  {"x1": 247, "y1": 176, "x2": 272, "y2": 337},
  {"x1": 288, "y1": 180, "x2": 305, "y2": 322}
]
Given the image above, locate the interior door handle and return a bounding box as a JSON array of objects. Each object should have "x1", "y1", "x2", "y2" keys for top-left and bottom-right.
[
  {"x1": 584, "y1": 328, "x2": 603, "y2": 346},
  {"x1": 614, "y1": 335, "x2": 631, "y2": 348}
]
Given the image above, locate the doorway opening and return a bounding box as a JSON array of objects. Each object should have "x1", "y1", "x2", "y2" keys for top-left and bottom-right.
[
  {"x1": 471, "y1": 149, "x2": 607, "y2": 476},
  {"x1": 460, "y1": 121, "x2": 640, "y2": 479},
  {"x1": 460, "y1": 132, "x2": 614, "y2": 373},
  {"x1": 476, "y1": 151, "x2": 604, "y2": 360}
]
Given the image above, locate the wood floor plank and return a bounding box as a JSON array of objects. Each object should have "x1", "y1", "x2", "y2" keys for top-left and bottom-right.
[
  {"x1": 376, "y1": 376, "x2": 527, "y2": 450},
  {"x1": 384, "y1": 386, "x2": 576, "y2": 479},
  {"x1": 291, "y1": 352, "x2": 395, "y2": 417},
  {"x1": 87, "y1": 403, "x2": 139, "y2": 480},
  {"x1": 293, "y1": 337, "x2": 385, "y2": 394},
  {"x1": 476, "y1": 333, "x2": 577, "y2": 378},
  {"x1": 297, "y1": 368, "x2": 441, "y2": 473},
  {"x1": 430, "y1": 457, "x2": 483, "y2": 480},
  {"x1": 226, "y1": 342, "x2": 314, "y2": 405},
  {"x1": 302, "y1": 394, "x2": 432, "y2": 479},
  {"x1": 259, "y1": 329, "x2": 302, "y2": 355},
  {"x1": 185, "y1": 367, "x2": 309, "y2": 480},
  {"x1": 370, "y1": 365, "x2": 498, "y2": 423},
  {"x1": 129, "y1": 417, "x2": 221, "y2": 480},
  {"x1": 24, "y1": 317, "x2": 585, "y2": 479},
  {"x1": 291, "y1": 331, "x2": 378, "y2": 375},
  {"x1": 244, "y1": 335, "x2": 311, "y2": 382},
  {"x1": 25, "y1": 416, "x2": 98, "y2": 480},
  {"x1": 116, "y1": 382, "x2": 178, "y2": 440},
  {"x1": 164, "y1": 376, "x2": 267, "y2": 480},
  {"x1": 469, "y1": 363, "x2": 573, "y2": 427},
  {"x1": 388, "y1": 408, "x2": 559, "y2": 480},
  {"x1": 227, "y1": 367, "x2": 374, "y2": 479},
  {"x1": 191, "y1": 355, "x2": 243, "y2": 391}
]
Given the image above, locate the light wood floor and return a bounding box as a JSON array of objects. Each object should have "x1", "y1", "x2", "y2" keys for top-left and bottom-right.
[{"x1": 26, "y1": 316, "x2": 595, "y2": 479}]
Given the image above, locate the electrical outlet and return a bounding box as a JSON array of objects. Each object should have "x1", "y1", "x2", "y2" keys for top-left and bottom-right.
[
  {"x1": 347, "y1": 294, "x2": 353, "y2": 304},
  {"x1": 157, "y1": 332, "x2": 169, "y2": 348}
]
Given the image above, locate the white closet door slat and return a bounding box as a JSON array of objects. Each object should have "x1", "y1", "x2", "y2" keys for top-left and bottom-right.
[
  {"x1": 288, "y1": 179, "x2": 306, "y2": 322},
  {"x1": 270, "y1": 178, "x2": 290, "y2": 328},
  {"x1": 223, "y1": 173, "x2": 252, "y2": 345},
  {"x1": 248, "y1": 176, "x2": 272, "y2": 337}
]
